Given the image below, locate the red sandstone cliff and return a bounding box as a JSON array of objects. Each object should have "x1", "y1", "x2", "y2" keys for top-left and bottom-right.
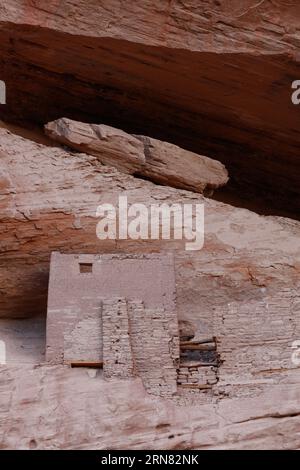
[
  {"x1": 1, "y1": 1, "x2": 300, "y2": 216},
  {"x1": 0, "y1": 1, "x2": 300, "y2": 451}
]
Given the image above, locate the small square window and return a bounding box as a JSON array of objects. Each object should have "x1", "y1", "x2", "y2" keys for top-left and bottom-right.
[{"x1": 79, "y1": 262, "x2": 93, "y2": 274}]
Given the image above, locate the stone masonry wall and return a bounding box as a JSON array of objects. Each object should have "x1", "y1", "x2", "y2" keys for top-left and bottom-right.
[
  {"x1": 214, "y1": 288, "x2": 300, "y2": 390},
  {"x1": 46, "y1": 252, "x2": 176, "y2": 365},
  {"x1": 102, "y1": 298, "x2": 179, "y2": 397},
  {"x1": 63, "y1": 308, "x2": 102, "y2": 364},
  {"x1": 128, "y1": 300, "x2": 179, "y2": 397},
  {"x1": 102, "y1": 298, "x2": 135, "y2": 379},
  {"x1": 177, "y1": 364, "x2": 218, "y2": 389}
]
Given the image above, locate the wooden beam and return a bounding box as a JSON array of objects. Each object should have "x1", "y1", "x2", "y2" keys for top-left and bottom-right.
[
  {"x1": 180, "y1": 343, "x2": 216, "y2": 351},
  {"x1": 180, "y1": 338, "x2": 215, "y2": 346},
  {"x1": 178, "y1": 383, "x2": 212, "y2": 390},
  {"x1": 70, "y1": 361, "x2": 103, "y2": 368}
]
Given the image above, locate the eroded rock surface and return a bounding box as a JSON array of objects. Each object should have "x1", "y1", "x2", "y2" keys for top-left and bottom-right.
[
  {"x1": 0, "y1": 365, "x2": 299, "y2": 450},
  {"x1": 0, "y1": 125, "x2": 300, "y2": 449},
  {"x1": 1, "y1": 126, "x2": 300, "y2": 323},
  {"x1": 1, "y1": 1, "x2": 300, "y2": 450}
]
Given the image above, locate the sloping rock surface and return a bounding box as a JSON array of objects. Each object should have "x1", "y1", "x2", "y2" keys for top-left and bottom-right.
[{"x1": 45, "y1": 118, "x2": 228, "y2": 194}]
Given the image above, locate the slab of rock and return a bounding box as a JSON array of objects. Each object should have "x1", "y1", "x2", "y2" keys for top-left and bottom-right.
[
  {"x1": 45, "y1": 118, "x2": 228, "y2": 194},
  {"x1": 45, "y1": 118, "x2": 146, "y2": 174}
]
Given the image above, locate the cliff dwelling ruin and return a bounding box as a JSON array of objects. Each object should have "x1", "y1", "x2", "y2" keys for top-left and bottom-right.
[
  {"x1": 46, "y1": 252, "x2": 219, "y2": 397},
  {"x1": 0, "y1": 251, "x2": 299, "y2": 404}
]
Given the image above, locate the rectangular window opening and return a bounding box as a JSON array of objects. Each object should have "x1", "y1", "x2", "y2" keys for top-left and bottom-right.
[
  {"x1": 180, "y1": 338, "x2": 218, "y2": 366},
  {"x1": 79, "y1": 262, "x2": 93, "y2": 274}
]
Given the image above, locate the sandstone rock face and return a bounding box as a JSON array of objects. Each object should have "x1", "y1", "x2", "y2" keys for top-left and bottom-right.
[
  {"x1": 45, "y1": 118, "x2": 228, "y2": 194},
  {"x1": 0, "y1": 365, "x2": 299, "y2": 450},
  {"x1": 1, "y1": 1, "x2": 300, "y2": 215},
  {"x1": 1, "y1": 1, "x2": 300, "y2": 451},
  {"x1": 1, "y1": 126, "x2": 300, "y2": 323},
  {"x1": 0, "y1": 124, "x2": 300, "y2": 449}
]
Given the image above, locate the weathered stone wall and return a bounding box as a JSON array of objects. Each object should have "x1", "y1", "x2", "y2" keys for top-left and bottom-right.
[
  {"x1": 46, "y1": 252, "x2": 179, "y2": 396},
  {"x1": 102, "y1": 298, "x2": 135, "y2": 379},
  {"x1": 46, "y1": 253, "x2": 300, "y2": 399},
  {"x1": 46, "y1": 254, "x2": 103, "y2": 364},
  {"x1": 46, "y1": 252, "x2": 176, "y2": 364},
  {"x1": 214, "y1": 288, "x2": 300, "y2": 395},
  {"x1": 63, "y1": 312, "x2": 102, "y2": 364},
  {"x1": 177, "y1": 365, "x2": 217, "y2": 389},
  {"x1": 102, "y1": 297, "x2": 179, "y2": 397},
  {"x1": 128, "y1": 300, "x2": 179, "y2": 397}
]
